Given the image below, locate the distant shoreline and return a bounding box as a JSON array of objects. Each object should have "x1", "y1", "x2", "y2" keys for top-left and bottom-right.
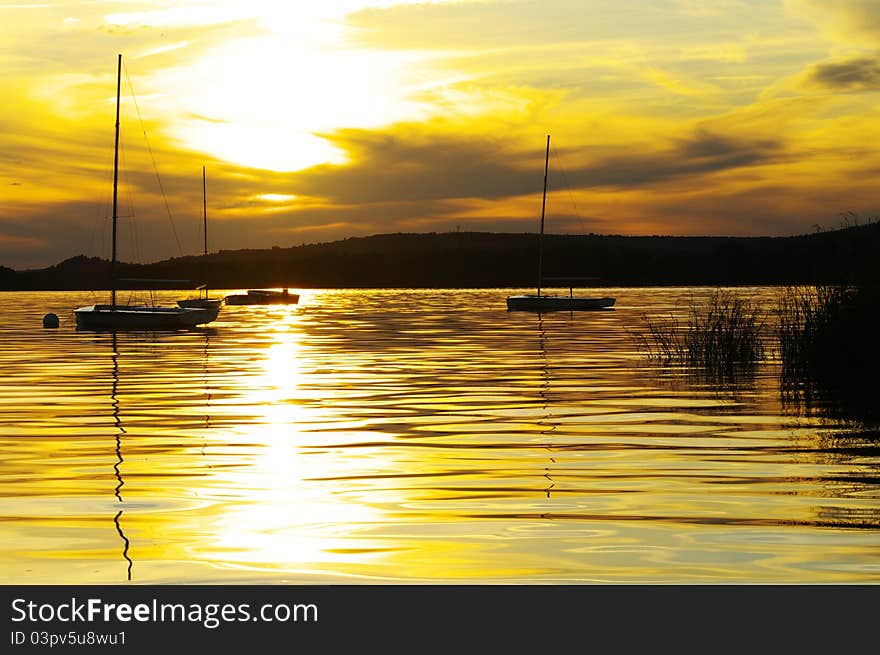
[{"x1": 3, "y1": 225, "x2": 878, "y2": 291}]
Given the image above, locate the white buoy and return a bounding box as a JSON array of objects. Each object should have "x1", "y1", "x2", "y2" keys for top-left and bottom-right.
[{"x1": 43, "y1": 313, "x2": 60, "y2": 328}]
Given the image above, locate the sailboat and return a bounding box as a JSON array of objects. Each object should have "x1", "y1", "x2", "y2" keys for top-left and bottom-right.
[
  {"x1": 75, "y1": 54, "x2": 219, "y2": 330},
  {"x1": 178, "y1": 166, "x2": 224, "y2": 311},
  {"x1": 506, "y1": 135, "x2": 615, "y2": 312}
]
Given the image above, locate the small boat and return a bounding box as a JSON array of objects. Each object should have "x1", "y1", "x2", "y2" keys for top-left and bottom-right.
[
  {"x1": 506, "y1": 290, "x2": 615, "y2": 312},
  {"x1": 506, "y1": 135, "x2": 615, "y2": 312},
  {"x1": 178, "y1": 166, "x2": 224, "y2": 312},
  {"x1": 75, "y1": 54, "x2": 218, "y2": 330},
  {"x1": 225, "y1": 288, "x2": 300, "y2": 305}
]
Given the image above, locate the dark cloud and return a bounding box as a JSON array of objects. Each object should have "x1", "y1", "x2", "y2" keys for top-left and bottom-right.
[
  {"x1": 575, "y1": 130, "x2": 782, "y2": 188},
  {"x1": 288, "y1": 126, "x2": 783, "y2": 206},
  {"x1": 803, "y1": 55, "x2": 880, "y2": 90},
  {"x1": 292, "y1": 130, "x2": 537, "y2": 204}
]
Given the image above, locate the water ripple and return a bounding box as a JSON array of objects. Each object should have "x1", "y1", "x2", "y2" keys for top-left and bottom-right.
[{"x1": 0, "y1": 288, "x2": 877, "y2": 583}]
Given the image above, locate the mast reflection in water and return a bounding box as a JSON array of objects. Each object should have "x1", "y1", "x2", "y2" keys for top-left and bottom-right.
[{"x1": 110, "y1": 332, "x2": 132, "y2": 581}]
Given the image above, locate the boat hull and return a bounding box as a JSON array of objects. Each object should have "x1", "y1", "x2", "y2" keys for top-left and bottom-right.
[
  {"x1": 506, "y1": 295, "x2": 616, "y2": 312},
  {"x1": 177, "y1": 298, "x2": 224, "y2": 310},
  {"x1": 74, "y1": 304, "x2": 217, "y2": 330},
  {"x1": 225, "y1": 290, "x2": 300, "y2": 305}
]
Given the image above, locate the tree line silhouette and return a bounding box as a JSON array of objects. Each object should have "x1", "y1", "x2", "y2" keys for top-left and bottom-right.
[{"x1": 2, "y1": 222, "x2": 878, "y2": 290}]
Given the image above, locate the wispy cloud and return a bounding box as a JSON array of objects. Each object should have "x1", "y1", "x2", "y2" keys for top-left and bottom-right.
[{"x1": 788, "y1": 0, "x2": 880, "y2": 46}]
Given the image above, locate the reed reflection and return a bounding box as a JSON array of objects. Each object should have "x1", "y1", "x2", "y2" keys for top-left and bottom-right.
[{"x1": 780, "y1": 375, "x2": 880, "y2": 428}]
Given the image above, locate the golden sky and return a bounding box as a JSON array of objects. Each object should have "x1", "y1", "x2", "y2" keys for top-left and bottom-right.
[{"x1": 2, "y1": 0, "x2": 879, "y2": 268}]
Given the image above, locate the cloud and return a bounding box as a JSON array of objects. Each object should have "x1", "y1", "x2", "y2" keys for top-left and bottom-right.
[
  {"x1": 348, "y1": 0, "x2": 780, "y2": 52},
  {"x1": 0, "y1": 233, "x2": 45, "y2": 250},
  {"x1": 291, "y1": 128, "x2": 535, "y2": 204},
  {"x1": 287, "y1": 125, "x2": 783, "y2": 207},
  {"x1": 788, "y1": 0, "x2": 880, "y2": 46},
  {"x1": 560, "y1": 130, "x2": 784, "y2": 192},
  {"x1": 802, "y1": 54, "x2": 880, "y2": 90},
  {"x1": 0, "y1": 2, "x2": 265, "y2": 81}
]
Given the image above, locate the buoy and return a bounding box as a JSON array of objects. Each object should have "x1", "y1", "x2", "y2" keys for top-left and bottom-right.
[{"x1": 42, "y1": 313, "x2": 60, "y2": 328}]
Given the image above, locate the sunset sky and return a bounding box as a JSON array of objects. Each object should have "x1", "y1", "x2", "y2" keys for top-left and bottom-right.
[{"x1": 2, "y1": 0, "x2": 879, "y2": 268}]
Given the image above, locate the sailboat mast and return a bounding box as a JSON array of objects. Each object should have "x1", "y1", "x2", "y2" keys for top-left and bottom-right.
[
  {"x1": 202, "y1": 165, "x2": 209, "y2": 298},
  {"x1": 537, "y1": 134, "x2": 550, "y2": 297},
  {"x1": 202, "y1": 165, "x2": 207, "y2": 257},
  {"x1": 110, "y1": 54, "x2": 122, "y2": 308}
]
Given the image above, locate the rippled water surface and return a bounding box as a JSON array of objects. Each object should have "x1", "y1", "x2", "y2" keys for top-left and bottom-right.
[{"x1": 1, "y1": 288, "x2": 878, "y2": 583}]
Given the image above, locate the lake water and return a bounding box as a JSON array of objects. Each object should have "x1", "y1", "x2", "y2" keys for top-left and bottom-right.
[{"x1": 1, "y1": 288, "x2": 877, "y2": 583}]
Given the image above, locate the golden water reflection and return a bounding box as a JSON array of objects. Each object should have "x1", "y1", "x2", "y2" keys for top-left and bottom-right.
[{"x1": 0, "y1": 288, "x2": 878, "y2": 583}]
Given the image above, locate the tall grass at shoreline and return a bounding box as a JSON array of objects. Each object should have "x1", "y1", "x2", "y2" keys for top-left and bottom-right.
[
  {"x1": 777, "y1": 286, "x2": 854, "y2": 379},
  {"x1": 634, "y1": 285, "x2": 878, "y2": 424},
  {"x1": 777, "y1": 285, "x2": 879, "y2": 423},
  {"x1": 635, "y1": 291, "x2": 766, "y2": 373}
]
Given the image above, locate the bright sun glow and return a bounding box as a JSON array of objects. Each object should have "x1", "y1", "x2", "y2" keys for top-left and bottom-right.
[
  {"x1": 257, "y1": 193, "x2": 298, "y2": 203},
  {"x1": 116, "y1": 2, "x2": 435, "y2": 172}
]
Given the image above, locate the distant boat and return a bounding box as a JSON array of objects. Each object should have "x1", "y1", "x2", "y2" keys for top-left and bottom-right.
[
  {"x1": 178, "y1": 166, "x2": 224, "y2": 311},
  {"x1": 74, "y1": 54, "x2": 219, "y2": 330},
  {"x1": 506, "y1": 291, "x2": 615, "y2": 311},
  {"x1": 506, "y1": 135, "x2": 615, "y2": 312},
  {"x1": 225, "y1": 288, "x2": 300, "y2": 306}
]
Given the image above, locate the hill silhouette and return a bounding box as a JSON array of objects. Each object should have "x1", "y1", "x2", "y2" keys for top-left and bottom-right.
[{"x1": 2, "y1": 223, "x2": 878, "y2": 290}]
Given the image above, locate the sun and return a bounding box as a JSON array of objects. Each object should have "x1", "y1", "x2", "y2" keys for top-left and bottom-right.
[{"x1": 126, "y1": 3, "x2": 430, "y2": 172}]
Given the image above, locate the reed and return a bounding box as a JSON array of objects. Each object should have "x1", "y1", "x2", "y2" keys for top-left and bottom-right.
[
  {"x1": 777, "y1": 284, "x2": 879, "y2": 424},
  {"x1": 637, "y1": 291, "x2": 766, "y2": 372},
  {"x1": 635, "y1": 284, "x2": 877, "y2": 424},
  {"x1": 778, "y1": 285, "x2": 849, "y2": 378}
]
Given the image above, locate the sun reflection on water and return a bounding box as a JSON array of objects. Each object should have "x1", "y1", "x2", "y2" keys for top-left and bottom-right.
[{"x1": 197, "y1": 310, "x2": 396, "y2": 577}]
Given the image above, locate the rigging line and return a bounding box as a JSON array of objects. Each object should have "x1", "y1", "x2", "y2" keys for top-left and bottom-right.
[
  {"x1": 131, "y1": 215, "x2": 142, "y2": 270},
  {"x1": 122, "y1": 139, "x2": 143, "y2": 267},
  {"x1": 86, "y1": 146, "x2": 117, "y2": 267},
  {"x1": 122, "y1": 61, "x2": 184, "y2": 258},
  {"x1": 117, "y1": 138, "x2": 142, "y2": 267},
  {"x1": 550, "y1": 143, "x2": 590, "y2": 235}
]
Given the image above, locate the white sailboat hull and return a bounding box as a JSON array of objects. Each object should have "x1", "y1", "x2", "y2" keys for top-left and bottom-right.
[
  {"x1": 506, "y1": 295, "x2": 616, "y2": 312},
  {"x1": 74, "y1": 304, "x2": 216, "y2": 330}
]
